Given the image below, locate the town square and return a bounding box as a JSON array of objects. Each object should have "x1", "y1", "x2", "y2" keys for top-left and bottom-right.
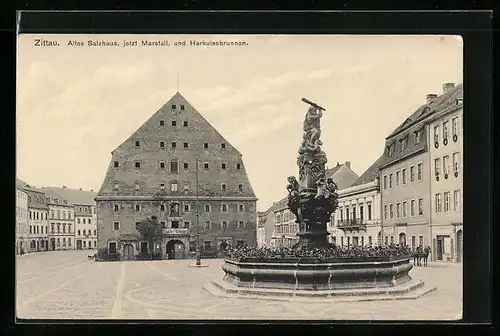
[{"x1": 16, "y1": 34, "x2": 463, "y2": 320}]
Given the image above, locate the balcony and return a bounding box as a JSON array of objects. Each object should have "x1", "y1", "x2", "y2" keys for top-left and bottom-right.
[
  {"x1": 337, "y1": 219, "x2": 367, "y2": 231},
  {"x1": 162, "y1": 228, "x2": 189, "y2": 236}
]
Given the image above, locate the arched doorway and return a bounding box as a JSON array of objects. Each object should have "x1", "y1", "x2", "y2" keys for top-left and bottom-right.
[
  {"x1": 398, "y1": 233, "x2": 407, "y2": 246},
  {"x1": 123, "y1": 243, "x2": 134, "y2": 260},
  {"x1": 456, "y1": 230, "x2": 463, "y2": 262},
  {"x1": 166, "y1": 240, "x2": 185, "y2": 259}
]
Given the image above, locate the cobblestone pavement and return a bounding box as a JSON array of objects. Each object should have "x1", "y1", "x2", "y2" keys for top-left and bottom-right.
[{"x1": 16, "y1": 250, "x2": 462, "y2": 320}]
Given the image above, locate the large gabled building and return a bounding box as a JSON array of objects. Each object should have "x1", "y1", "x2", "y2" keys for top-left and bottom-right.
[{"x1": 95, "y1": 92, "x2": 258, "y2": 260}]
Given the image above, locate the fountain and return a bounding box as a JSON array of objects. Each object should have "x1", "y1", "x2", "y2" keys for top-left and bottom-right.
[{"x1": 205, "y1": 98, "x2": 436, "y2": 301}]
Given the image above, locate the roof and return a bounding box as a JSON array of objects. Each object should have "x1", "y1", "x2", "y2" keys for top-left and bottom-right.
[
  {"x1": 351, "y1": 154, "x2": 385, "y2": 187},
  {"x1": 326, "y1": 165, "x2": 342, "y2": 177},
  {"x1": 16, "y1": 178, "x2": 29, "y2": 190},
  {"x1": 42, "y1": 187, "x2": 97, "y2": 205},
  {"x1": 387, "y1": 83, "x2": 463, "y2": 139}
]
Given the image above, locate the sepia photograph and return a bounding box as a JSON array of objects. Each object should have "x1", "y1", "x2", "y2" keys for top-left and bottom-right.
[{"x1": 16, "y1": 34, "x2": 463, "y2": 320}]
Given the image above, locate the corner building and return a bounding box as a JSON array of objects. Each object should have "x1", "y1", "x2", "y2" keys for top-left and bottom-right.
[{"x1": 96, "y1": 92, "x2": 257, "y2": 259}]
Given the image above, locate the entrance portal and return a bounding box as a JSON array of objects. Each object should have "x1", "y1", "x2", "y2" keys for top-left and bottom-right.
[
  {"x1": 436, "y1": 236, "x2": 444, "y2": 260},
  {"x1": 456, "y1": 230, "x2": 463, "y2": 262},
  {"x1": 123, "y1": 243, "x2": 134, "y2": 260},
  {"x1": 166, "y1": 240, "x2": 185, "y2": 259},
  {"x1": 76, "y1": 240, "x2": 82, "y2": 250},
  {"x1": 398, "y1": 233, "x2": 407, "y2": 246},
  {"x1": 50, "y1": 238, "x2": 55, "y2": 251}
]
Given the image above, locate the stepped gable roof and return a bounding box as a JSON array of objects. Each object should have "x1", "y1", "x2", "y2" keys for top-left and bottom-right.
[
  {"x1": 42, "y1": 186, "x2": 97, "y2": 205},
  {"x1": 351, "y1": 154, "x2": 385, "y2": 187}
]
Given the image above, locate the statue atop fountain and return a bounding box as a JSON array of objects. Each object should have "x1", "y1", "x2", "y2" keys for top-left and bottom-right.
[{"x1": 288, "y1": 98, "x2": 339, "y2": 249}]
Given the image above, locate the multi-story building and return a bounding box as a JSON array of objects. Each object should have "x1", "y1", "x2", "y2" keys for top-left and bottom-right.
[
  {"x1": 379, "y1": 82, "x2": 463, "y2": 250},
  {"x1": 271, "y1": 162, "x2": 358, "y2": 248},
  {"x1": 95, "y1": 92, "x2": 257, "y2": 260},
  {"x1": 16, "y1": 179, "x2": 29, "y2": 254},
  {"x1": 328, "y1": 155, "x2": 385, "y2": 247},
  {"x1": 44, "y1": 187, "x2": 98, "y2": 250},
  {"x1": 257, "y1": 206, "x2": 275, "y2": 248},
  {"x1": 43, "y1": 188, "x2": 75, "y2": 251},
  {"x1": 25, "y1": 186, "x2": 49, "y2": 252},
  {"x1": 427, "y1": 83, "x2": 463, "y2": 262}
]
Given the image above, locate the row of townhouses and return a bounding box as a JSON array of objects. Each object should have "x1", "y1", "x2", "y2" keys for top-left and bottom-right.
[
  {"x1": 258, "y1": 82, "x2": 463, "y2": 263},
  {"x1": 15, "y1": 180, "x2": 97, "y2": 254}
]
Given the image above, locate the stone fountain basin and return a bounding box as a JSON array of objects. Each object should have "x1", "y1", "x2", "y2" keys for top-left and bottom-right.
[{"x1": 221, "y1": 257, "x2": 413, "y2": 291}]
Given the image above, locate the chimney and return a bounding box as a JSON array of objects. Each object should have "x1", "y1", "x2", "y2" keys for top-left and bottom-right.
[
  {"x1": 79, "y1": 188, "x2": 82, "y2": 190},
  {"x1": 91, "y1": 189, "x2": 94, "y2": 192},
  {"x1": 426, "y1": 94, "x2": 438, "y2": 104},
  {"x1": 62, "y1": 186, "x2": 67, "y2": 188},
  {"x1": 443, "y1": 82, "x2": 455, "y2": 94},
  {"x1": 336, "y1": 162, "x2": 340, "y2": 166},
  {"x1": 345, "y1": 161, "x2": 351, "y2": 169}
]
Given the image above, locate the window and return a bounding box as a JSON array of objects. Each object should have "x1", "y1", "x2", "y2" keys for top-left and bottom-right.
[
  {"x1": 135, "y1": 222, "x2": 140, "y2": 230},
  {"x1": 135, "y1": 141, "x2": 140, "y2": 147},
  {"x1": 160, "y1": 221, "x2": 166, "y2": 228},
  {"x1": 63, "y1": 238, "x2": 66, "y2": 246},
  {"x1": 57, "y1": 238, "x2": 60, "y2": 246},
  {"x1": 77, "y1": 217, "x2": 81, "y2": 223},
  {"x1": 236, "y1": 163, "x2": 241, "y2": 170},
  {"x1": 113, "y1": 221, "x2": 120, "y2": 230},
  {"x1": 135, "y1": 161, "x2": 141, "y2": 168},
  {"x1": 135, "y1": 183, "x2": 140, "y2": 190},
  {"x1": 204, "y1": 163, "x2": 209, "y2": 170},
  {"x1": 419, "y1": 236, "x2": 424, "y2": 247},
  {"x1": 389, "y1": 204, "x2": 393, "y2": 218},
  {"x1": 221, "y1": 143, "x2": 226, "y2": 149},
  {"x1": 204, "y1": 142, "x2": 208, "y2": 149},
  {"x1": 171, "y1": 221, "x2": 179, "y2": 229},
  {"x1": 183, "y1": 162, "x2": 189, "y2": 171},
  {"x1": 452, "y1": 117, "x2": 459, "y2": 137},
  {"x1": 402, "y1": 201, "x2": 407, "y2": 217},
  {"x1": 383, "y1": 175, "x2": 387, "y2": 189},
  {"x1": 205, "y1": 221, "x2": 211, "y2": 230},
  {"x1": 160, "y1": 120, "x2": 164, "y2": 126},
  {"x1": 114, "y1": 161, "x2": 119, "y2": 168},
  {"x1": 443, "y1": 155, "x2": 450, "y2": 175},
  {"x1": 159, "y1": 161, "x2": 165, "y2": 169},
  {"x1": 180, "y1": 105, "x2": 185, "y2": 110},
  {"x1": 454, "y1": 190, "x2": 461, "y2": 211},
  {"x1": 159, "y1": 183, "x2": 165, "y2": 190},
  {"x1": 417, "y1": 163, "x2": 423, "y2": 181},
  {"x1": 57, "y1": 224, "x2": 61, "y2": 233},
  {"x1": 109, "y1": 242, "x2": 117, "y2": 253},
  {"x1": 172, "y1": 120, "x2": 177, "y2": 127},
  {"x1": 411, "y1": 200, "x2": 415, "y2": 216},
  {"x1": 171, "y1": 161, "x2": 179, "y2": 173},
  {"x1": 396, "y1": 203, "x2": 400, "y2": 218},
  {"x1": 411, "y1": 236, "x2": 416, "y2": 249},
  {"x1": 435, "y1": 158, "x2": 441, "y2": 177},
  {"x1": 51, "y1": 224, "x2": 54, "y2": 233},
  {"x1": 221, "y1": 221, "x2": 228, "y2": 230},
  {"x1": 221, "y1": 183, "x2": 226, "y2": 191},
  {"x1": 402, "y1": 169, "x2": 407, "y2": 185},
  {"x1": 435, "y1": 193, "x2": 442, "y2": 213},
  {"x1": 238, "y1": 204, "x2": 244, "y2": 212},
  {"x1": 221, "y1": 204, "x2": 228, "y2": 212},
  {"x1": 183, "y1": 121, "x2": 188, "y2": 127},
  {"x1": 389, "y1": 174, "x2": 393, "y2": 188},
  {"x1": 160, "y1": 141, "x2": 165, "y2": 148},
  {"x1": 83, "y1": 218, "x2": 86, "y2": 224},
  {"x1": 68, "y1": 239, "x2": 72, "y2": 247},
  {"x1": 172, "y1": 104, "x2": 176, "y2": 110},
  {"x1": 171, "y1": 142, "x2": 177, "y2": 148},
  {"x1": 183, "y1": 142, "x2": 188, "y2": 149},
  {"x1": 367, "y1": 203, "x2": 372, "y2": 220},
  {"x1": 135, "y1": 204, "x2": 141, "y2": 212},
  {"x1": 203, "y1": 240, "x2": 212, "y2": 251},
  {"x1": 205, "y1": 204, "x2": 211, "y2": 212},
  {"x1": 183, "y1": 183, "x2": 189, "y2": 192},
  {"x1": 453, "y1": 152, "x2": 460, "y2": 174},
  {"x1": 418, "y1": 198, "x2": 423, "y2": 215},
  {"x1": 51, "y1": 211, "x2": 54, "y2": 219},
  {"x1": 415, "y1": 130, "x2": 421, "y2": 144},
  {"x1": 395, "y1": 171, "x2": 400, "y2": 186},
  {"x1": 184, "y1": 221, "x2": 190, "y2": 229},
  {"x1": 387, "y1": 143, "x2": 394, "y2": 157},
  {"x1": 443, "y1": 121, "x2": 449, "y2": 140},
  {"x1": 400, "y1": 137, "x2": 408, "y2": 152},
  {"x1": 171, "y1": 183, "x2": 178, "y2": 192},
  {"x1": 434, "y1": 125, "x2": 440, "y2": 143},
  {"x1": 184, "y1": 204, "x2": 190, "y2": 212},
  {"x1": 444, "y1": 192, "x2": 451, "y2": 212},
  {"x1": 238, "y1": 184, "x2": 243, "y2": 192},
  {"x1": 409, "y1": 166, "x2": 415, "y2": 182},
  {"x1": 238, "y1": 221, "x2": 245, "y2": 229},
  {"x1": 221, "y1": 163, "x2": 226, "y2": 170}
]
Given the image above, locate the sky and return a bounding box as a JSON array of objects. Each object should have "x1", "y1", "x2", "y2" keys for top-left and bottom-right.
[{"x1": 17, "y1": 34, "x2": 463, "y2": 211}]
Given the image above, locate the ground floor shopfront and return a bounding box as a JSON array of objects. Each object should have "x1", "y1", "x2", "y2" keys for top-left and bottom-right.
[{"x1": 431, "y1": 223, "x2": 463, "y2": 263}]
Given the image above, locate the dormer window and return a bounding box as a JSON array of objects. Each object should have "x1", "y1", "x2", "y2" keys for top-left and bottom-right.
[
  {"x1": 221, "y1": 143, "x2": 226, "y2": 149},
  {"x1": 135, "y1": 141, "x2": 140, "y2": 147},
  {"x1": 414, "y1": 129, "x2": 422, "y2": 145},
  {"x1": 400, "y1": 136, "x2": 408, "y2": 152},
  {"x1": 387, "y1": 143, "x2": 394, "y2": 157},
  {"x1": 172, "y1": 104, "x2": 177, "y2": 110},
  {"x1": 159, "y1": 120, "x2": 165, "y2": 126},
  {"x1": 180, "y1": 105, "x2": 185, "y2": 110}
]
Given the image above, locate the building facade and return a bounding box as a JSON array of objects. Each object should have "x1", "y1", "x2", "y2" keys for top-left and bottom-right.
[
  {"x1": 25, "y1": 187, "x2": 49, "y2": 252},
  {"x1": 44, "y1": 189, "x2": 75, "y2": 251},
  {"x1": 428, "y1": 83, "x2": 463, "y2": 262},
  {"x1": 379, "y1": 82, "x2": 463, "y2": 251},
  {"x1": 328, "y1": 155, "x2": 384, "y2": 247},
  {"x1": 257, "y1": 206, "x2": 276, "y2": 248},
  {"x1": 95, "y1": 92, "x2": 257, "y2": 260},
  {"x1": 16, "y1": 180, "x2": 29, "y2": 254}
]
